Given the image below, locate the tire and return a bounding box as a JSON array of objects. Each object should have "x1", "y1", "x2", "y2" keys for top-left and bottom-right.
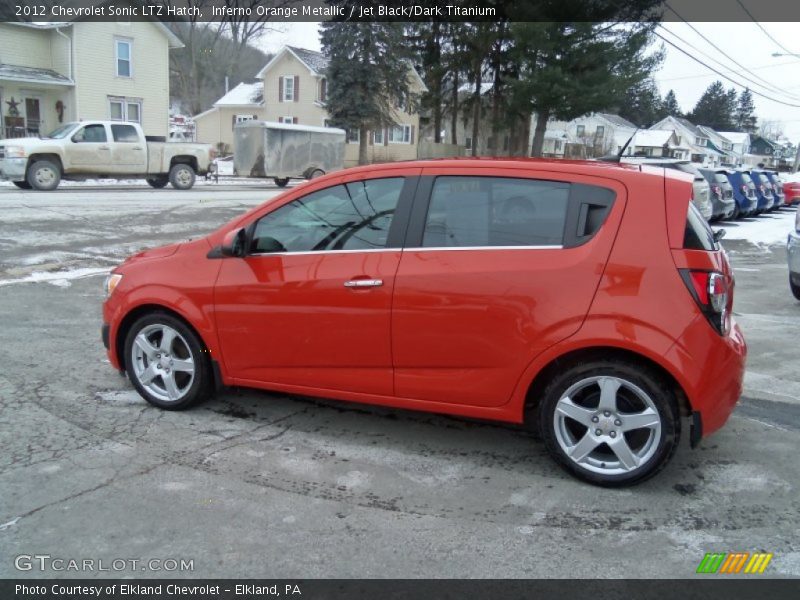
[
  {"x1": 26, "y1": 159, "x2": 61, "y2": 191},
  {"x1": 124, "y1": 312, "x2": 212, "y2": 410},
  {"x1": 169, "y1": 163, "x2": 196, "y2": 190},
  {"x1": 538, "y1": 359, "x2": 680, "y2": 487},
  {"x1": 308, "y1": 169, "x2": 325, "y2": 179},
  {"x1": 791, "y1": 276, "x2": 800, "y2": 301},
  {"x1": 273, "y1": 177, "x2": 290, "y2": 187},
  {"x1": 12, "y1": 181, "x2": 31, "y2": 190},
  {"x1": 731, "y1": 204, "x2": 740, "y2": 220},
  {"x1": 146, "y1": 177, "x2": 168, "y2": 189}
]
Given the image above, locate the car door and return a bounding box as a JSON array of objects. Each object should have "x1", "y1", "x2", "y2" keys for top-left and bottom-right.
[
  {"x1": 214, "y1": 171, "x2": 418, "y2": 396},
  {"x1": 109, "y1": 123, "x2": 147, "y2": 174},
  {"x1": 67, "y1": 123, "x2": 112, "y2": 172},
  {"x1": 391, "y1": 167, "x2": 624, "y2": 408}
]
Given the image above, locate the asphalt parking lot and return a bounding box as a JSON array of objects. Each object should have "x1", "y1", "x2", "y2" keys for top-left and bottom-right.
[{"x1": 0, "y1": 183, "x2": 798, "y2": 578}]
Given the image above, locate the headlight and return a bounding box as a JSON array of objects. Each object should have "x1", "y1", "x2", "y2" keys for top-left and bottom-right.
[
  {"x1": 4, "y1": 145, "x2": 26, "y2": 158},
  {"x1": 104, "y1": 273, "x2": 123, "y2": 298}
]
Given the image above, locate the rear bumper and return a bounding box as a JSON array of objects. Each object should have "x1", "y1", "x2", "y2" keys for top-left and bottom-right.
[
  {"x1": 0, "y1": 158, "x2": 27, "y2": 181},
  {"x1": 666, "y1": 316, "x2": 746, "y2": 439}
]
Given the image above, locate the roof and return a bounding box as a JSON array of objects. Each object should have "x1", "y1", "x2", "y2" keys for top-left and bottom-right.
[
  {"x1": 214, "y1": 82, "x2": 264, "y2": 107},
  {"x1": 676, "y1": 117, "x2": 703, "y2": 136},
  {"x1": 630, "y1": 130, "x2": 675, "y2": 147},
  {"x1": 8, "y1": 19, "x2": 183, "y2": 49},
  {"x1": 597, "y1": 113, "x2": 637, "y2": 129},
  {"x1": 0, "y1": 63, "x2": 73, "y2": 86},
  {"x1": 236, "y1": 120, "x2": 345, "y2": 135}
]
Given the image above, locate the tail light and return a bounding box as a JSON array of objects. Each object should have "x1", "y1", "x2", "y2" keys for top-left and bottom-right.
[
  {"x1": 711, "y1": 185, "x2": 721, "y2": 196},
  {"x1": 680, "y1": 270, "x2": 732, "y2": 336},
  {"x1": 741, "y1": 184, "x2": 748, "y2": 193}
]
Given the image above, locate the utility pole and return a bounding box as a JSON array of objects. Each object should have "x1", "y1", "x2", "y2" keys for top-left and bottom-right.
[{"x1": 794, "y1": 142, "x2": 800, "y2": 173}]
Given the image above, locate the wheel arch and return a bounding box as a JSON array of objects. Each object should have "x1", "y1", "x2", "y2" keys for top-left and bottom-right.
[
  {"x1": 27, "y1": 153, "x2": 63, "y2": 174},
  {"x1": 169, "y1": 155, "x2": 198, "y2": 172}
]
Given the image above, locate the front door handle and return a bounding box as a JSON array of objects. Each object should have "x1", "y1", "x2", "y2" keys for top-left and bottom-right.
[
  {"x1": 98, "y1": 145, "x2": 110, "y2": 150},
  {"x1": 344, "y1": 279, "x2": 383, "y2": 288}
]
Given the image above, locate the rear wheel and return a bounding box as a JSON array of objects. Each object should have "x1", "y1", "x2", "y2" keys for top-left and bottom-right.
[
  {"x1": 538, "y1": 359, "x2": 680, "y2": 487},
  {"x1": 308, "y1": 169, "x2": 325, "y2": 179},
  {"x1": 146, "y1": 177, "x2": 168, "y2": 189},
  {"x1": 27, "y1": 159, "x2": 61, "y2": 191},
  {"x1": 169, "y1": 163, "x2": 196, "y2": 190},
  {"x1": 124, "y1": 312, "x2": 212, "y2": 410},
  {"x1": 731, "y1": 204, "x2": 740, "y2": 220},
  {"x1": 273, "y1": 177, "x2": 290, "y2": 187},
  {"x1": 12, "y1": 181, "x2": 32, "y2": 190},
  {"x1": 791, "y1": 276, "x2": 800, "y2": 301}
]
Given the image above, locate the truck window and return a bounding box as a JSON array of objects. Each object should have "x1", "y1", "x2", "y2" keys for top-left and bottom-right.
[
  {"x1": 73, "y1": 124, "x2": 107, "y2": 143},
  {"x1": 111, "y1": 124, "x2": 139, "y2": 143}
]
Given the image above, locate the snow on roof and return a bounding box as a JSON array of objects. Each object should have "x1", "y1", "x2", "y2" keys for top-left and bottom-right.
[
  {"x1": 0, "y1": 63, "x2": 73, "y2": 86},
  {"x1": 215, "y1": 82, "x2": 264, "y2": 107},
  {"x1": 545, "y1": 129, "x2": 569, "y2": 139},
  {"x1": 237, "y1": 121, "x2": 346, "y2": 135},
  {"x1": 287, "y1": 46, "x2": 329, "y2": 74},
  {"x1": 597, "y1": 113, "x2": 637, "y2": 129},
  {"x1": 631, "y1": 130, "x2": 674, "y2": 147}
]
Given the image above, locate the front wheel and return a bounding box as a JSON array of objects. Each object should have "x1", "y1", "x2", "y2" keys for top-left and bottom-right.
[
  {"x1": 27, "y1": 159, "x2": 61, "y2": 191},
  {"x1": 273, "y1": 177, "x2": 290, "y2": 187},
  {"x1": 169, "y1": 163, "x2": 196, "y2": 190},
  {"x1": 124, "y1": 313, "x2": 212, "y2": 410},
  {"x1": 146, "y1": 177, "x2": 168, "y2": 189},
  {"x1": 538, "y1": 360, "x2": 680, "y2": 487}
]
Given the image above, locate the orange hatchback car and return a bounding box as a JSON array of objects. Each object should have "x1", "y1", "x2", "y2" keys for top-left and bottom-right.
[{"x1": 102, "y1": 159, "x2": 746, "y2": 486}]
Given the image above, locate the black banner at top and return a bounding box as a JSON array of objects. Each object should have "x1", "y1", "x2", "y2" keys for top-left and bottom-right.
[{"x1": 4, "y1": 0, "x2": 800, "y2": 22}]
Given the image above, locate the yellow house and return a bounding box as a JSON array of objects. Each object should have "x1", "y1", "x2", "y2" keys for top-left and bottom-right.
[
  {"x1": 193, "y1": 45, "x2": 427, "y2": 166},
  {"x1": 0, "y1": 21, "x2": 182, "y2": 139}
]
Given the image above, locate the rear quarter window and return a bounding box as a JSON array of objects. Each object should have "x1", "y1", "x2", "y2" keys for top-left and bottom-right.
[{"x1": 684, "y1": 202, "x2": 718, "y2": 251}]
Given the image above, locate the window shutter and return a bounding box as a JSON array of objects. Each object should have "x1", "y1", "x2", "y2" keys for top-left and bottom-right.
[
  {"x1": 410, "y1": 125, "x2": 415, "y2": 144},
  {"x1": 384, "y1": 128, "x2": 389, "y2": 146},
  {"x1": 369, "y1": 131, "x2": 374, "y2": 146},
  {"x1": 279, "y1": 78, "x2": 283, "y2": 103},
  {"x1": 320, "y1": 78, "x2": 327, "y2": 102},
  {"x1": 294, "y1": 76, "x2": 299, "y2": 102},
  {"x1": 293, "y1": 117, "x2": 298, "y2": 124},
  {"x1": 232, "y1": 115, "x2": 236, "y2": 128}
]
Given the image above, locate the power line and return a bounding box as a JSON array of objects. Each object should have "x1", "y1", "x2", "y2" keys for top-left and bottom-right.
[
  {"x1": 652, "y1": 29, "x2": 800, "y2": 108},
  {"x1": 658, "y1": 58, "x2": 800, "y2": 83},
  {"x1": 664, "y1": 2, "x2": 799, "y2": 101},
  {"x1": 736, "y1": 0, "x2": 799, "y2": 57}
]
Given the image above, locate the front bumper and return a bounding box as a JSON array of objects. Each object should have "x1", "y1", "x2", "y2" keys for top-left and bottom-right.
[
  {"x1": 788, "y1": 231, "x2": 800, "y2": 277},
  {"x1": 0, "y1": 157, "x2": 27, "y2": 181}
]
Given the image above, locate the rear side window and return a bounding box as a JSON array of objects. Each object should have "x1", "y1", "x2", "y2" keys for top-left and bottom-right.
[
  {"x1": 714, "y1": 173, "x2": 728, "y2": 184},
  {"x1": 422, "y1": 177, "x2": 570, "y2": 247},
  {"x1": 684, "y1": 202, "x2": 718, "y2": 251},
  {"x1": 111, "y1": 124, "x2": 139, "y2": 142}
]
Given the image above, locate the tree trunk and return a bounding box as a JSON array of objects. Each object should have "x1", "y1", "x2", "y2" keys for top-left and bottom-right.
[
  {"x1": 471, "y1": 69, "x2": 481, "y2": 157},
  {"x1": 450, "y1": 72, "x2": 459, "y2": 145},
  {"x1": 358, "y1": 125, "x2": 368, "y2": 165},
  {"x1": 517, "y1": 113, "x2": 532, "y2": 156},
  {"x1": 433, "y1": 82, "x2": 442, "y2": 144},
  {"x1": 530, "y1": 111, "x2": 549, "y2": 158}
]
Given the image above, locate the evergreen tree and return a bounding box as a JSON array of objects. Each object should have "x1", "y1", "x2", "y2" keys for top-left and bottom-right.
[
  {"x1": 661, "y1": 89, "x2": 681, "y2": 118},
  {"x1": 734, "y1": 88, "x2": 758, "y2": 133},
  {"x1": 687, "y1": 81, "x2": 736, "y2": 130},
  {"x1": 617, "y1": 78, "x2": 664, "y2": 127},
  {"x1": 321, "y1": 23, "x2": 412, "y2": 164}
]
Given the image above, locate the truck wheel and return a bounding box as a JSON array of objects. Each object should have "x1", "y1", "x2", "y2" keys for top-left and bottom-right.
[
  {"x1": 169, "y1": 164, "x2": 196, "y2": 190},
  {"x1": 273, "y1": 178, "x2": 290, "y2": 188},
  {"x1": 308, "y1": 169, "x2": 325, "y2": 179},
  {"x1": 146, "y1": 177, "x2": 168, "y2": 189},
  {"x1": 12, "y1": 181, "x2": 32, "y2": 190},
  {"x1": 27, "y1": 160, "x2": 61, "y2": 191}
]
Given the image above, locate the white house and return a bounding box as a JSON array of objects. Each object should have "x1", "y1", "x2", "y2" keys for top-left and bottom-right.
[
  {"x1": 649, "y1": 116, "x2": 725, "y2": 167},
  {"x1": 622, "y1": 129, "x2": 688, "y2": 159},
  {"x1": 546, "y1": 113, "x2": 637, "y2": 158}
]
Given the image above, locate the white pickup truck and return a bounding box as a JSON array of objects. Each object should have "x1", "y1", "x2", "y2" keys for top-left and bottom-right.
[{"x1": 0, "y1": 121, "x2": 214, "y2": 191}]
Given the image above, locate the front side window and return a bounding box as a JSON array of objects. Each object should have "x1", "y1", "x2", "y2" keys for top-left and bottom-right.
[
  {"x1": 73, "y1": 124, "x2": 107, "y2": 143},
  {"x1": 422, "y1": 177, "x2": 570, "y2": 248},
  {"x1": 347, "y1": 129, "x2": 360, "y2": 143},
  {"x1": 251, "y1": 178, "x2": 404, "y2": 253},
  {"x1": 111, "y1": 124, "x2": 138, "y2": 142},
  {"x1": 116, "y1": 39, "x2": 132, "y2": 77}
]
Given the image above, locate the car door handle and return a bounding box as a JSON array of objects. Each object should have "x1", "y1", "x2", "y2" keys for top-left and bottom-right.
[
  {"x1": 344, "y1": 279, "x2": 383, "y2": 288},
  {"x1": 98, "y1": 145, "x2": 110, "y2": 150},
  {"x1": 132, "y1": 146, "x2": 143, "y2": 150}
]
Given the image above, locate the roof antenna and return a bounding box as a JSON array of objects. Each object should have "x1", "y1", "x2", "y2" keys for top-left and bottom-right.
[{"x1": 598, "y1": 128, "x2": 639, "y2": 163}]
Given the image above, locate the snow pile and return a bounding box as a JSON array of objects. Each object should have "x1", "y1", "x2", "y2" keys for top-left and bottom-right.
[{"x1": 721, "y1": 210, "x2": 795, "y2": 246}]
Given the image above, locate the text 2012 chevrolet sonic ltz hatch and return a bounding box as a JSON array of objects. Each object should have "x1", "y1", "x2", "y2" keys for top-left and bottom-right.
[{"x1": 102, "y1": 159, "x2": 746, "y2": 486}]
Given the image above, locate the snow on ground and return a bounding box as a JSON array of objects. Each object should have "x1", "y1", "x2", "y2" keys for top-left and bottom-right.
[
  {"x1": 0, "y1": 266, "x2": 109, "y2": 287},
  {"x1": 720, "y1": 210, "x2": 796, "y2": 247},
  {"x1": 0, "y1": 176, "x2": 294, "y2": 189}
]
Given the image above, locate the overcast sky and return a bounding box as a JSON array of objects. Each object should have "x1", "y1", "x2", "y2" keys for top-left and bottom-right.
[{"x1": 260, "y1": 21, "x2": 800, "y2": 142}]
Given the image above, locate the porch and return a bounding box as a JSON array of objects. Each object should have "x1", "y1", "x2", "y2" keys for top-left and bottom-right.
[{"x1": 0, "y1": 64, "x2": 74, "y2": 139}]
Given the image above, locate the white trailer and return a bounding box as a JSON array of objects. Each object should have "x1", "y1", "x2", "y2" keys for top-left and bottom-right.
[{"x1": 233, "y1": 121, "x2": 346, "y2": 187}]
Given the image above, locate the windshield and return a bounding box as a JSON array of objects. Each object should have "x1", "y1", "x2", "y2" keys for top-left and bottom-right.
[
  {"x1": 714, "y1": 173, "x2": 729, "y2": 184},
  {"x1": 43, "y1": 123, "x2": 79, "y2": 139},
  {"x1": 741, "y1": 173, "x2": 754, "y2": 185}
]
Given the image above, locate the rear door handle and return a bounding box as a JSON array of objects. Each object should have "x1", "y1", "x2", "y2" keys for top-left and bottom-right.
[{"x1": 344, "y1": 279, "x2": 383, "y2": 288}]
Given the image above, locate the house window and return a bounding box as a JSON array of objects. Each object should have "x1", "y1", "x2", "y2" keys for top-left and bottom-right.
[
  {"x1": 576, "y1": 125, "x2": 586, "y2": 137},
  {"x1": 279, "y1": 116, "x2": 297, "y2": 124},
  {"x1": 389, "y1": 124, "x2": 411, "y2": 144},
  {"x1": 347, "y1": 129, "x2": 360, "y2": 144},
  {"x1": 115, "y1": 39, "x2": 132, "y2": 78},
  {"x1": 696, "y1": 137, "x2": 706, "y2": 146},
  {"x1": 465, "y1": 137, "x2": 472, "y2": 150},
  {"x1": 283, "y1": 76, "x2": 295, "y2": 102},
  {"x1": 554, "y1": 140, "x2": 562, "y2": 152},
  {"x1": 319, "y1": 78, "x2": 327, "y2": 103},
  {"x1": 109, "y1": 98, "x2": 141, "y2": 122},
  {"x1": 595, "y1": 126, "x2": 605, "y2": 137},
  {"x1": 373, "y1": 129, "x2": 384, "y2": 144},
  {"x1": 235, "y1": 115, "x2": 255, "y2": 123}
]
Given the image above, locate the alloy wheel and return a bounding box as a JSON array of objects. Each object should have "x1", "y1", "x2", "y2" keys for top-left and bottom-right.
[{"x1": 131, "y1": 324, "x2": 195, "y2": 403}]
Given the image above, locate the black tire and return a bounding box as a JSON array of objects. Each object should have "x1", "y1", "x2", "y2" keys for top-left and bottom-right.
[
  {"x1": 169, "y1": 163, "x2": 196, "y2": 190},
  {"x1": 146, "y1": 177, "x2": 169, "y2": 189},
  {"x1": 12, "y1": 181, "x2": 32, "y2": 189},
  {"x1": 308, "y1": 169, "x2": 325, "y2": 180},
  {"x1": 26, "y1": 159, "x2": 61, "y2": 191},
  {"x1": 538, "y1": 359, "x2": 680, "y2": 487},
  {"x1": 791, "y1": 276, "x2": 800, "y2": 301},
  {"x1": 124, "y1": 312, "x2": 212, "y2": 410},
  {"x1": 731, "y1": 204, "x2": 740, "y2": 220},
  {"x1": 273, "y1": 177, "x2": 290, "y2": 187}
]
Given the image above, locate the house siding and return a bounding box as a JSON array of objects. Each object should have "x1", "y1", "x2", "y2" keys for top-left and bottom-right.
[
  {"x1": 71, "y1": 21, "x2": 171, "y2": 137},
  {"x1": 0, "y1": 25, "x2": 53, "y2": 70}
]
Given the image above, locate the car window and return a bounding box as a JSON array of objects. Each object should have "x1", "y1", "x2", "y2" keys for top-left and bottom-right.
[
  {"x1": 714, "y1": 173, "x2": 728, "y2": 184},
  {"x1": 111, "y1": 124, "x2": 139, "y2": 143},
  {"x1": 684, "y1": 202, "x2": 718, "y2": 251},
  {"x1": 250, "y1": 178, "x2": 404, "y2": 253},
  {"x1": 73, "y1": 124, "x2": 107, "y2": 143},
  {"x1": 422, "y1": 176, "x2": 569, "y2": 248}
]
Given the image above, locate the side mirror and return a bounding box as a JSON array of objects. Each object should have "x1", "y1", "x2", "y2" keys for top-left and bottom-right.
[
  {"x1": 220, "y1": 228, "x2": 247, "y2": 258},
  {"x1": 713, "y1": 228, "x2": 726, "y2": 243}
]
